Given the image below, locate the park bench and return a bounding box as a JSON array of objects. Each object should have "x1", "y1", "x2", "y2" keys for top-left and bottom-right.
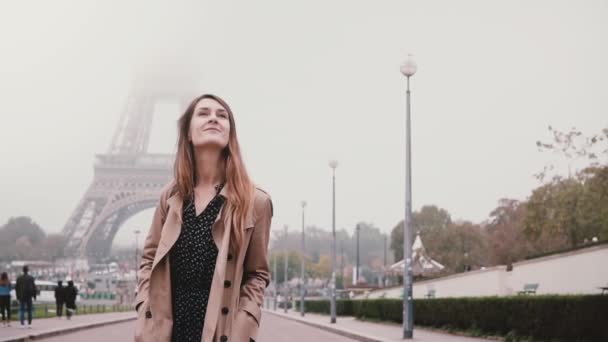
[
  {"x1": 425, "y1": 289, "x2": 436, "y2": 298},
  {"x1": 517, "y1": 283, "x2": 539, "y2": 295},
  {"x1": 598, "y1": 284, "x2": 608, "y2": 295}
]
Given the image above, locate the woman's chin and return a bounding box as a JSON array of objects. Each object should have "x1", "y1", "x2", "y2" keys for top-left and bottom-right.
[{"x1": 192, "y1": 140, "x2": 228, "y2": 150}]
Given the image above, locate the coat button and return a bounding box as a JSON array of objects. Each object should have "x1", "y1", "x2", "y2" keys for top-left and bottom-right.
[
  {"x1": 145, "y1": 310, "x2": 152, "y2": 319},
  {"x1": 227, "y1": 253, "x2": 233, "y2": 261},
  {"x1": 224, "y1": 280, "x2": 231, "y2": 288},
  {"x1": 220, "y1": 335, "x2": 228, "y2": 342},
  {"x1": 222, "y1": 307, "x2": 229, "y2": 315}
]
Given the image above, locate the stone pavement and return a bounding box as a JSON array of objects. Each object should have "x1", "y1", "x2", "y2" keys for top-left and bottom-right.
[
  {"x1": 0, "y1": 312, "x2": 136, "y2": 342},
  {"x1": 263, "y1": 309, "x2": 500, "y2": 342}
]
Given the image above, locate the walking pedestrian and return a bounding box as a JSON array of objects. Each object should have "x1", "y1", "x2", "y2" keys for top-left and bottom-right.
[
  {"x1": 0, "y1": 272, "x2": 11, "y2": 327},
  {"x1": 16, "y1": 265, "x2": 36, "y2": 328},
  {"x1": 65, "y1": 281, "x2": 77, "y2": 320},
  {"x1": 54, "y1": 280, "x2": 65, "y2": 318}
]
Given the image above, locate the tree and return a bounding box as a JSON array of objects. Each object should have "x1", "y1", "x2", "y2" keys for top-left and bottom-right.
[
  {"x1": 424, "y1": 221, "x2": 487, "y2": 273},
  {"x1": 415, "y1": 205, "x2": 452, "y2": 232},
  {"x1": 351, "y1": 222, "x2": 386, "y2": 270},
  {"x1": 536, "y1": 126, "x2": 608, "y2": 181},
  {"x1": 525, "y1": 177, "x2": 587, "y2": 248},
  {"x1": 390, "y1": 205, "x2": 452, "y2": 262},
  {"x1": 40, "y1": 234, "x2": 67, "y2": 261},
  {"x1": 577, "y1": 166, "x2": 608, "y2": 241},
  {"x1": 486, "y1": 199, "x2": 534, "y2": 265},
  {"x1": 528, "y1": 126, "x2": 608, "y2": 249},
  {"x1": 0, "y1": 216, "x2": 46, "y2": 260}
]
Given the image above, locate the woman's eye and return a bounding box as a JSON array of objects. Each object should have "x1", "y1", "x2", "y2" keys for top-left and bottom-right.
[
  {"x1": 199, "y1": 111, "x2": 209, "y2": 116},
  {"x1": 218, "y1": 113, "x2": 228, "y2": 118}
]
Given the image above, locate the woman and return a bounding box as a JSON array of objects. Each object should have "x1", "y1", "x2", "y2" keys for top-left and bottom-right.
[
  {"x1": 135, "y1": 94, "x2": 273, "y2": 342},
  {"x1": 0, "y1": 272, "x2": 11, "y2": 327}
]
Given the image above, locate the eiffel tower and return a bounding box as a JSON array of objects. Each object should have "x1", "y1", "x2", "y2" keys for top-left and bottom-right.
[{"x1": 62, "y1": 72, "x2": 197, "y2": 259}]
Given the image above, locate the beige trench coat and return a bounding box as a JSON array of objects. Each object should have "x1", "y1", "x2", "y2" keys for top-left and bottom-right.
[{"x1": 134, "y1": 182, "x2": 273, "y2": 342}]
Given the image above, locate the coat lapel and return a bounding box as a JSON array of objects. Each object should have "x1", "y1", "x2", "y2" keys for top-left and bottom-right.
[{"x1": 151, "y1": 193, "x2": 183, "y2": 272}]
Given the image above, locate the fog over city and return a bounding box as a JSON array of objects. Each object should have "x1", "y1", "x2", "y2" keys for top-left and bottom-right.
[{"x1": 0, "y1": 0, "x2": 606, "y2": 249}]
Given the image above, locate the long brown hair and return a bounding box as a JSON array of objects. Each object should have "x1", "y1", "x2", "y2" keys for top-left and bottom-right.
[{"x1": 174, "y1": 94, "x2": 255, "y2": 252}]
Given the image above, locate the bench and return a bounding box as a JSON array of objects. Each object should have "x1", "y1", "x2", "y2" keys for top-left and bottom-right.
[
  {"x1": 517, "y1": 283, "x2": 539, "y2": 295},
  {"x1": 599, "y1": 285, "x2": 608, "y2": 295},
  {"x1": 425, "y1": 289, "x2": 436, "y2": 298}
]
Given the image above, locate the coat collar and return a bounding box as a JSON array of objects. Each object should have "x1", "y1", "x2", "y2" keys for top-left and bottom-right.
[{"x1": 165, "y1": 185, "x2": 254, "y2": 228}]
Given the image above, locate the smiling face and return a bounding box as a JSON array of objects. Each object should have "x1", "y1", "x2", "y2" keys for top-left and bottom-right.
[{"x1": 189, "y1": 97, "x2": 231, "y2": 150}]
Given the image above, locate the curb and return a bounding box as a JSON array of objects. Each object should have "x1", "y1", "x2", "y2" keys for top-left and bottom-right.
[
  {"x1": 263, "y1": 309, "x2": 387, "y2": 342},
  {"x1": 0, "y1": 316, "x2": 137, "y2": 342}
]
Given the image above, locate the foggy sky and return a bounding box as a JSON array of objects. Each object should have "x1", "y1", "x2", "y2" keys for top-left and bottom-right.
[{"x1": 0, "y1": 0, "x2": 606, "y2": 248}]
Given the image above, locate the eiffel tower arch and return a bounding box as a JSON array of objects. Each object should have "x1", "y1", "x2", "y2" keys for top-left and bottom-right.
[{"x1": 62, "y1": 73, "x2": 197, "y2": 260}]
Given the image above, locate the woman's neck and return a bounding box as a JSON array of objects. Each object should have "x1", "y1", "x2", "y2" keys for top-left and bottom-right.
[{"x1": 194, "y1": 147, "x2": 224, "y2": 188}]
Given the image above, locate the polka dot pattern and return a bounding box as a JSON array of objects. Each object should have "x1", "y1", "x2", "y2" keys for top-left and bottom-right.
[{"x1": 170, "y1": 183, "x2": 225, "y2": 342}]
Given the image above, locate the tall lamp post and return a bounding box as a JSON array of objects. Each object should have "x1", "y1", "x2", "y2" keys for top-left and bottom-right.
[
  {"x1": 329, "y1": 159, "x2": 338, "y2": 324},
  {"x1": 355, "y1": 223, "x2": 360, "y2": 284},
  {"x1": 283, "y1": 225, "x2": 289, "y2": 314},
  {"x1": 273, "y1": 251, "x2": 277, "y2": 311},
  {"x1": 134, "y1": 229, "x2": 141, "y2": 281},
  {"x1": 383, "y1": 234, "x2": 388, "y2": 287},
  {"x1": 340, "y1": 241, "x2": 344, "y2": 288},
  {"x1": 400, "y1": 54, "x2": 417, "y2": 339},
  {"x1": 300, "y1": 200, "x2": 307, "y2": 316}
]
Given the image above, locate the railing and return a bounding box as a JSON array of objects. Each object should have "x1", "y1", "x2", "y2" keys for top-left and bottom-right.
[{"x1": 7, "y1": 302, "x2": 135, "y2": 320}]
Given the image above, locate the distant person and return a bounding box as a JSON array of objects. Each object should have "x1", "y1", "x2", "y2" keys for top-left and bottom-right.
[
  {"x1": 16, "y1": 265, "x2": 36, "y2": 328},
  {"x1": 65, "y1": 281, "x2": 77, "y2": 320},
  {"x1": 0, "y1": 272, "x2": 11, "y2": 327},
  {"x1": 54, "y1": 280, "x2": 65, "y2": 318}
]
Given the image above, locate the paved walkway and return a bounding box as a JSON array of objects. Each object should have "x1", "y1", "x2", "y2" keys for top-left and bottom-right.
[
  {"x1": 264, "y1": 309, "x2": 500, "y2": 342},
  {"x1": 0, "y1": 307, "x2": 500, "y2": 342},
  {"x1": 0, "y1": 312, "x2": 136, "y2": 342}
]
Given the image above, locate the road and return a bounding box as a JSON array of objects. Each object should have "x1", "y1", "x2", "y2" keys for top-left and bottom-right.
[{"x1": 39, "y1": 314, "x2": 357, "y2": 341}]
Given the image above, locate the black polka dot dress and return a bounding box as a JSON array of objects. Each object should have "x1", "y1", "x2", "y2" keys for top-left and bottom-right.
[{"x1": 169, "y1": 184, "x2": 225, "y2": 342}]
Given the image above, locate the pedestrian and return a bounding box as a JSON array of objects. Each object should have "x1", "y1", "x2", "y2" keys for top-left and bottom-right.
[
  {"x1": 0, "y1": 272, "x2": 11, "y2": 327},
  {"x1": 134, "y1": 94, "x2": 273, "y2": 342},
  {"x1": 64, "y1": 281, "x2": 77, "y2": 320},
  {"x1": 15, "y1": 265, "x2": 36, "y2": 328},
  {"x1": 54, "y1": 280, "x2": 65, "y2": 318}
]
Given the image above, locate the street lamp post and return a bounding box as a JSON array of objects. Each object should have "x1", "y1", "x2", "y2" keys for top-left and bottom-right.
[
  {"x1": 400, "y1": 54, "x2": 417, "y2": 339},
  {"x1": 355, "y1": 223, "x2": 360, "y2": 284},
  {"x1": 134, "y1": 229, "x2": 141, "y2": 282},
  {"x1": 340, "y1": 241, "x2": 344, "y2": 288},
  {"x1": 383, "y1": 234, "x2": 388, "y2": 287},
  {"x1": 300, "y1": 200, "x2": 307, "y2": 316},
  {"x1": 273, "y1": 252, "x2": 277, "y2": 311},
  {"x1": 283, "y1": 225, "x2": 289, "y2": 314},
  {"x1": 329, "y1": 159, "x2": 338, "y2": 324}
]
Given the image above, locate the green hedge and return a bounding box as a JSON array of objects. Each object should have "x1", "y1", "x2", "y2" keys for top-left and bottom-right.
[
  {"x1": 295, "y1": 299, "x2": 354, "y2": 316},
  {"x1": 296, "y1": 295, "x2": 608, "y2": 341},
  {"x1": 9, "y1": 303, "x2": 135, "y2": 320}
]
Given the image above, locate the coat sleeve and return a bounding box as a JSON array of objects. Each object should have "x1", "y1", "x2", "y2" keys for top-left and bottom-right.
[
  {"x1": 239, "y1": 192, "x2": 273, "y2": 325},
  {"x1": 135, "y1": 189, "x2": 170, "y2": 311}
]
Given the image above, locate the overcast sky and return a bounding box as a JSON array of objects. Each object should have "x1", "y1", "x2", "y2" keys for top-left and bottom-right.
[{"x1": 1, "y1": 0, "x2": 606, "y2": 248}]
